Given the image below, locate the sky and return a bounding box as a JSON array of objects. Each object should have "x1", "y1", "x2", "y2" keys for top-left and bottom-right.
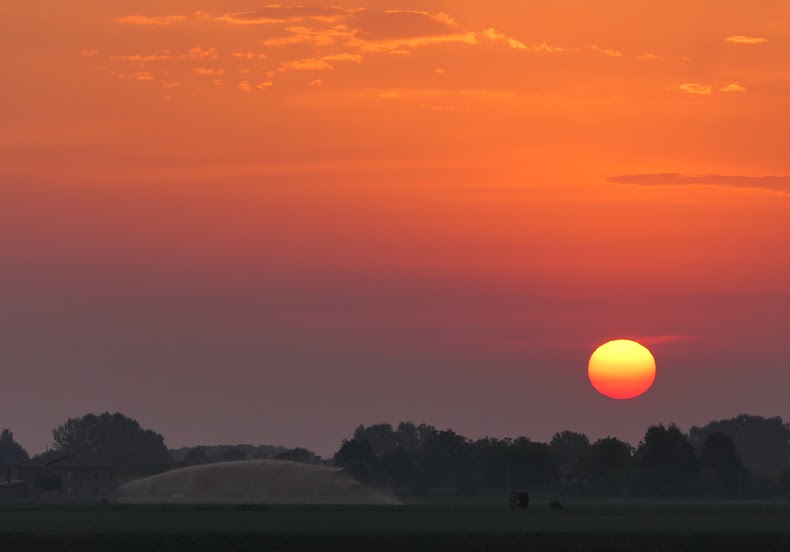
[{"x1": 1, "y1": 1, "x2": 789, "y2": 457}]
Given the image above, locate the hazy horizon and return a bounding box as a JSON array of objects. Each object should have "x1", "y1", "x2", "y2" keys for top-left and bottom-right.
[{"x1": 2, "y1": 1, "x2": 788, "y2": 459}]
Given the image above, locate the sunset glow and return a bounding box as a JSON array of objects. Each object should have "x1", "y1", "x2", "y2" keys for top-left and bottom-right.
[{"x1": 1, "y1": 1, "x2": 789, "y2": 454}]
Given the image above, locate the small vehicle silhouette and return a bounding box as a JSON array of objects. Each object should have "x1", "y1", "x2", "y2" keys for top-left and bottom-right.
[{"x1": 509, "y1": 490, "x2": 529, "y2": 510}]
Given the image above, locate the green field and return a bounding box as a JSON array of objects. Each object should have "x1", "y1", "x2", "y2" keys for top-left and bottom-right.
[{"x1": 1, "y1": 500, "x2": 789, "y2": 551}]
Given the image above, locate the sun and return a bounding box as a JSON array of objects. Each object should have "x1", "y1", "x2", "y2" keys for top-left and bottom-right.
[{"x1": 588, "y1": 340, "x2": 656, "y2": 399}]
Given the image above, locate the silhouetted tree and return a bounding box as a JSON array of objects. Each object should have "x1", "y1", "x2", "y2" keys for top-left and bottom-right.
[
  {"x1": 334, "y1": 438, "x2": 377, "y2": 481},
  {"x1": 0, "y1": 429, "x2": 29, "y2": 465},
  {"x1": 699, "y1": 432, "x2": 746, "y2": 497},
  {"x1": 332, "y1": 416, "x2": 790, "y2": 498},
  {"x1": 184, "y1": 447, "x2": 208, "y2": 465},
  {"x1": 689, "y1": 415, "x2": 790, "y2": 477},
  {"x1": 633, "y1": 424, "x2": 698, "y2": 496},
  {"x1": 779, "y1": 465, "x2": 790, "y2": 499},
  {"x1": 395, "y1": 422, "x2": 437, "y2": 452},
  {"x1": 170, "y1": 444, "x2": 288, "y2": 462},
  {"x1": 468, "y1": 437, "x2": 509, "y2": 491},
  {"x1": 353, "y1": 424, "x2": 399, "y2": 457},
  {"x1": 275, "y1": 447, "x2": 319, "y2": 464},
  {"x1": 551, "y1": 430, "x2": 591, "y2": 470},
  {"x1": 217, "y1": 447, "x2": 246, "y2": 462},
  {"x1": 583, "y1": 437, "x2": 633, "y2": 496},
  {"x1": 507, "y1": 437, "x2": 555, "y2": 491},
  {"x1": 51, "y1": 412, "x2": 171, "y2": 466},
  {"x1": 378, "y1": 447, "x2": 420, "y2": 489},
  {"x1": 418, "y1": 429, "x2": 471, "y2": 492}
]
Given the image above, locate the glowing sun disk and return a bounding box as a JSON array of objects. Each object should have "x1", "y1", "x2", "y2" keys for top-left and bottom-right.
[{"x1": 588, "y1": 339, "x2": 656, "y2": 399}]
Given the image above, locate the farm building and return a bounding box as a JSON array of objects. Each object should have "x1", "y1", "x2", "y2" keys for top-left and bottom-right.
[{"x1": 0, "y1": 454, "x2": 119, "y2": 501}]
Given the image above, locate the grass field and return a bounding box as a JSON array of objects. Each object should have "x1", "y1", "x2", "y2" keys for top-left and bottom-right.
[{"x1": 1, "y1": 500, "x2": 788, "y2": 551}]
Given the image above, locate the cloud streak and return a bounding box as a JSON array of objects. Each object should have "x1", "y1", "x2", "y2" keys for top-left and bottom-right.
[
  {"x1": 725, "y1": 35, "x2": 767, "y2": 44},
  {"x1": 607, "y1": 173, "x2": 790, "y2": 193},
  {"x1": 111, "y1": 47, "x2": 219, "y2": 63},
  {"x1": 589, "y1": 45, "x2": 623, "y2": 57},
  {"x1": 677, "y1": 83, "x2": 712, "y2": 96},
  {"x1": 215, "y1": 7, "x2": 352, "y2": 25},
  {"x1": 720, "y1": 82, "x2": 747, "y2": 93},
  {"x1": 114, "y1": 15, "x2": 187, "y2": 26},
  {"x1": 278, "y1": 58, "x2": 335, "y2": 72},
  {"x1": 632, "y1": 335, "x2": 699, "y2": 346}
]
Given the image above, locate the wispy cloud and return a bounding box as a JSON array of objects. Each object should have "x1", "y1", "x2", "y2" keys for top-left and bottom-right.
[
  {"x1": 323, "y1": 53, "x2": 364, "y2": 64},
  {"x1": 100, "y1": 6, "x2": 577, "y2": 97},
  {"x1": 193, "y1": 67, "x2": 224, "y2": 76},
  {"x1": 114, "y1": 15, "x2": 187, "y2": 26},
  {"x1": 589, "y1": 45, "x2": 623, "y2": 57},
  {"x1": 479, "y1": 28, "x2": 528, "y2": 50},
  {"x1": 607, "y1": 173, "x2": 790, "y2": 193},
  {"x1": 120, "y1": 71, "x2": 155, "y2": 81},
  {"x1": 231, "y1": 50, "x2": 267, "y2": 60},
  {"x1": 187, "y1": 47, "x2": 220, "y2": 60},
  {"x1": 276, "y1": 53, "x2": 361, "y2": 73},
  {"x1": 524, "y1": 42, "x2": 569, "y2": 54},
  {"x1": 574, "y1": 335, "x2": 699, "y2": 349},
  {"x1": 720, "y1": 82, "x2": 747, "y2": 93},
  {"x1": 725, "y1": 35, "x2": 767, "y2": 44},
  {"x1": 677, "y1": 83, "x2": 713, "y2": 96},
  {"x1": 215, "y1": 7, "x2": 352, "y2": 25},
  {"x1": 480, "y1": 29, "x2": 566, "y2": 52},
  {"x1": 632, "y1": 335, "x2": 699, "y2": 346},
  {"x1": 262, "y1": 26, "x2": 346, "y2": 47},
  {"x1": 113, "y1": 52, "x2": 179, "y2": 62},
  {"x1": 353, "y1": 30, "x2": 479, "y2": 54},
  {"x1": 258, "y1": 12, "x2": 562, "y2": 56},
  {"x1": 278, "y1": 58, "x2": 335, "y2": 72},
  {"x1": 112, "y1": 47, "x2": 219, "y2": 63}
]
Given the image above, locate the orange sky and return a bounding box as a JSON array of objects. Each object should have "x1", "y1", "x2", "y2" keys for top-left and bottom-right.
[{"x1": 1, "y1": 1, "x2": 789, "y2": 455}]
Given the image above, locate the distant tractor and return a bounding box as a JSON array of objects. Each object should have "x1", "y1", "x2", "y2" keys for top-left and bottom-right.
[{"x1": 509, "y1": 490, "x2": 529, "y2": 510}]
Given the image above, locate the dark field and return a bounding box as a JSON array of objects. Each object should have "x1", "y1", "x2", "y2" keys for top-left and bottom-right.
[{"x1": 1, "y1": 500, "x2": 789, "y2": 551}]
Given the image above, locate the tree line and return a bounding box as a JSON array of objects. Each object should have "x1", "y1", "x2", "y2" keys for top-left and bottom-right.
[
  {"x1": 333, "y1": 415, "x2": 790, "y2": 498},
  {"x1": 0, "y1": 413, "x2": 317, "y2": 477},
  {"x1": 1, "y1": 412, "x2": 788, "y2": 498}
]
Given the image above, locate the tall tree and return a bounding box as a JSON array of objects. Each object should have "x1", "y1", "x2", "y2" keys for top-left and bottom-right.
[
  {"x1": 689, "y1": 415, "x2": 790, "y2": 477},
  {"x1": 395, "y1": 422, "x2": 437, "y2": 452},
  {"x1": 353, "y1": 424, "x2": 399, "y2": 457},
  {"x1": 550, "y1": 430, "x2": 591, "y2": 469},
  {"x1": 634, "y1": 424, "x2": 698, "y2": 496},
  {"x1": 583, "y1": 437, "x2": 633, "y2": 496},
  {"x1": 780, "y1": 465, "x2": 790, "y2": 499},
  {"x1": 699, "y1": 432, "x2": 746, "y2": 497},
  {"x1": 334, "y1": 438, "x2": 377, "y2": 481},
  {"x1": 0, "y1": 429, "x2": 29, "y2": 465},
  {"x1": 52, "y1": 412, "x2": 171, "y2": 466}
]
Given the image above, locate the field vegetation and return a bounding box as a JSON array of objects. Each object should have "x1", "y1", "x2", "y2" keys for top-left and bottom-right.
[{"x1": 0, "y1": 501, "x2": 789, "y2": 551}]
